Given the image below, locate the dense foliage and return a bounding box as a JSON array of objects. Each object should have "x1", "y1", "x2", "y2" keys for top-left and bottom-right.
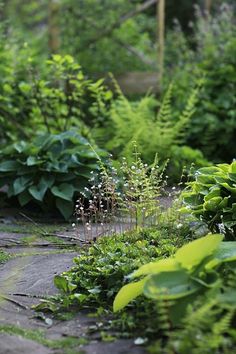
[
  {"x1": 167, "y1": 5, "x2": 236, "y2": 162},
  {"x1": 96, "y1": 81, "x2": 209, "y2": 179},
  {"x1": 0, "y1": 53, "x2": 112, "y2": 143},
  {"x1": 182, "y1": 162, "x2": 236, "y2": 241},
  {"x1": 0, "y1": 131, "x2": 104, "y2": 219}
]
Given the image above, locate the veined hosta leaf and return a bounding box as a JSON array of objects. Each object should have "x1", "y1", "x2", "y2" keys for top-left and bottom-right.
[
  {"x1": 229, "y1": 161, "x2": 236, "y2": 174},
  {"x1": 215, "y1": 242, "x2": 236, "y2": 262},
  {"x1": 204, "y1": 197, "x2": 222, "y2": 211},
  {"x1": 51, "y1": 183, "x2": 74, "y2": 201},
  {"x1": 29, "y1": 176, "x2": 55, "y2": 201},
  {"x1": 175, "y1": 234, "x2": 223, "y2": 270},
  {"x1": 18, "y1": 190, "x2": 32, "y2": 206},
  {"x1": 13, "y1": 176, "x2": 32, "y2": 195},
  {"x1": 55, "y1": 198, "x2": 74, "y2": 220},
  {"x1": 131, "y1": 258, "x2": 180, "y2": 278},
  {"x1": 0, "y1": 160, "x2": 20, "y2": 172},
  {"x1": 113, "y1": 278, "x2": 146, "y2": 312},
  {"x1": 143, "y1": 270, "x2": 201, "y2": 300}
]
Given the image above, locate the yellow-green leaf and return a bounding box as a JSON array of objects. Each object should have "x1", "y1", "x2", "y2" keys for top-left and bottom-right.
[
  {"x1": 131, "y1": 258, "x2": 180, "y2": 278},
  {"x1": 113, "y1": 278, "x2": 146, "y2": 312},
  {"x1": 175, "y1": 234, "x2": 223, "y2": 269}
]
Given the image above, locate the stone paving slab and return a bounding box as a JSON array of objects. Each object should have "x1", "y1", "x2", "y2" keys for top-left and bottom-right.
[
  {"x1": 0, "y1": 333, "x2": 53, "y2": 354},
  {"x1": 0, "y1": 253, "x2": 77, "y2": 296}
]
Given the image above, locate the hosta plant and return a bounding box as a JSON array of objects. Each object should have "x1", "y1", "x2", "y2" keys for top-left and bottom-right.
[
  {"x1": 113, "y1": 234, "x2": 236, "y2": 325},
  {"x1": 181, "y1": 162, "x2": 236, "y2": 240},
  {"x1": 0, "y1": 131, "x2": 105, "y2": 219}
]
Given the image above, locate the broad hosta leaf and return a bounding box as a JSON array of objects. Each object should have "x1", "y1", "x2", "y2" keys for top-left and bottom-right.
[
  {"x1": 55, "y1": 198, "x2": 74, "y2": 220},
  {"x1": 204, "y1": 197, "x2": 222, "y2": 211},
  {"x1": 0, "y1": 160, "x2": 20, "y2": 172},
  {"x1": 18, "y1": 190, "x2": 32, "y2": 206},
  {"x1": 51, "y1": 183, "x2": 74, "y2": 201},
  {"x1": 13, "y1": 176, "x2": 32, "y2": 195},
  {"x1": 29, "y1": 176, "x2": 55, "y2": 201},
  {"x1": 29, "y1": 184, "x2": 47, "y2": 202},
  {"x1": 26, "y1": 156, "x2": 42, "y2": 166},
  {"x1": 196, "y1": 174, "x2": 215, "y2": 185},
  {"x1": 113, "y1": 278, "x2": 146, "y2": 312},
  {"x1": 215, "y1": 242, "x2": 236, "y2": 262},
  {"x1": 175, "y1": 234, "x2": 223, "y2": 269},
  {"x1": 143, "y1": 270, "x2": 201, "y2": 300},
  {"x1": 229, "y1": 161, "x2": 236, "y2": 174},
  {"x1": 204, "y1": 187, "x2": 221, "y2": 201},
  {"x1": 54, "y1": 275, "x2": 69, "y2": 293},
  {"x1": 131, "y1": 258, "x2": 180, "y2": 278}
]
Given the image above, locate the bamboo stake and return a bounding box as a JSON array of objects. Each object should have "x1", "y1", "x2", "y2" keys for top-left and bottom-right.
[
  {"x1": 157, "y1": 0, "x2": 165, "y2": 91},
  {"x1": 205, "y1": 0, "x2": 212, "y2": 13},
  {"x1": 48, "y1": 0, "x2": 60, "y2": 54}
]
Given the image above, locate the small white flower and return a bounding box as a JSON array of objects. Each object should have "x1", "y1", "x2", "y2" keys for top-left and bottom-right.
[
  {"x1": 72, "y1": 223, "x2": 76, "y2": 227},
  {"x1": 176, "y1": 223, "x2": 183, "y2": 229}
]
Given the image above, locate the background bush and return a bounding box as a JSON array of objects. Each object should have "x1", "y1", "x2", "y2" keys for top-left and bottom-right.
[
  {"x1": 0, "y1": 53, "x2": 112, "y2": 143},
  {"x1": 166, "y1": 5, "x2": 236, "y2": 162}
]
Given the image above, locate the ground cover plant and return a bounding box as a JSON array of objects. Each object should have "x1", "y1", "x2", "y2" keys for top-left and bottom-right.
[{"x1": 0, "y1": 131, "x2": 105, "y2": 219}]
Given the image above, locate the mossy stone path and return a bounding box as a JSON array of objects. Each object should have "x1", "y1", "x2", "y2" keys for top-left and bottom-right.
[{"x1": 0, "y1": 214, "x2": 146, "y2": 354}]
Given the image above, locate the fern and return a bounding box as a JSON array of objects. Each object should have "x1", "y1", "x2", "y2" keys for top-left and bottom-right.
[{"x1": 103, "y1": 80, "x2": 202, "y2": 169}]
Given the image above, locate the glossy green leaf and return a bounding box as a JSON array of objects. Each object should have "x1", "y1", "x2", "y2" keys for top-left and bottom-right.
[
  {"x1": 55, "y1": 198, "x2": 74, "y2": 220},
  {"x1": 215, "y1": 242, "x2": 236, "y2": 262},
  {"x1": 0, "y1": 160, "x2": 20, "y2": 172},
  {"x1": 26, "y1": 156, "x2": 42, "y2": 166},
  {"x1": 13, "y1": 176, "x2": 31, "y2": 195},
  {"x1": 143, "y1": 270, "x2": 201, "y2": 300},
  {"x1": 28, "y1": 176, "x2": 55, "y2": 201},
  {"x1": 54, "y1": 275, "x2": 69, "y2": 293},
  {"x1": 18, "y1": 190, "x2": 32, "y2": 206},
  {"x1": 204, "y1": 197, "x2": 222, "y2": 211},
  {"x1": 51, "y1": 183, "x2": 74, "y2": 201}
]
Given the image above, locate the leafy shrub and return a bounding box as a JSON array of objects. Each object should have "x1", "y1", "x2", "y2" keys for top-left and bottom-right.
[
  {"x1": 182, "y1": 162, "x2": 236, "y2": 240},
  {"x1": 0, "y1": 131, "x2": 104, "y2": 219},
  {"x1": 0, "y1": 53, "x2": 112, "y2": 142}
]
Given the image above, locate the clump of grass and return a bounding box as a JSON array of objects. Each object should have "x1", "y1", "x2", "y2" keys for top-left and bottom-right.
[
  {"x1": 0, "y1": 250, "x2": 10, "y2": 264},
  {"x1": 0, "y1": 324, "x2": 87, "y2": 350}
]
